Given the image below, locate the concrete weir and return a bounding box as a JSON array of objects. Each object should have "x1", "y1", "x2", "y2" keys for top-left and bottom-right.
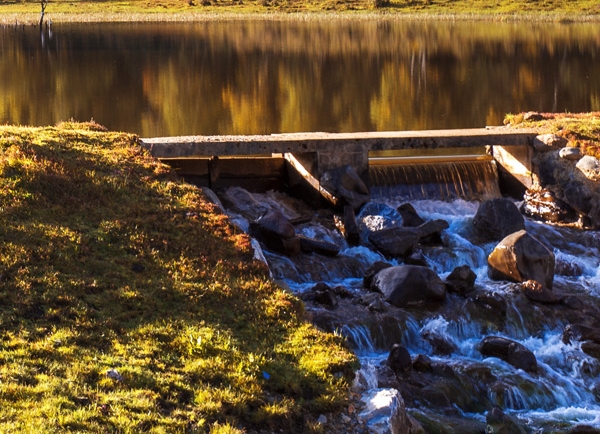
[{"x1": 139, "y1": 127, "x2": 539, "y2": 202}]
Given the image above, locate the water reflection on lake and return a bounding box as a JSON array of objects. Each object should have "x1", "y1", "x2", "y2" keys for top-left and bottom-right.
[{"x1": 1, "y1": 19, "x2": 600, "y2": 136}]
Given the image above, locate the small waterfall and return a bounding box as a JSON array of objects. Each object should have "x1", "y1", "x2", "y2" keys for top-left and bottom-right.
[{"x1": 370, "y1": 159, "x2": 501, "y2": 201}]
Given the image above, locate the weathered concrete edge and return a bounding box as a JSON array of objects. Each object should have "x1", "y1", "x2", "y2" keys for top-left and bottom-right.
[{"x1": 139, "y1": 127, "x2": 540, "y2": 159}]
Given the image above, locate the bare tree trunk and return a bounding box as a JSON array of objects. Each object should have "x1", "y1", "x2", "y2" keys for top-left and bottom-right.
[{"x1": 39, "y1": 0, "x2": 49, "y2": 29}]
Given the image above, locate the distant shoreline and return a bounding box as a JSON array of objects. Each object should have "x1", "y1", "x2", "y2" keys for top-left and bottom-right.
[{"x1": 1, "y1": 10, "x2": 600, "y2": 25}]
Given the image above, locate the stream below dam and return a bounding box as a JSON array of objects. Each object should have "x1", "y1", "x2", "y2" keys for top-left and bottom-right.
[{"x1": 212, "y1": 162, "x2": 600, "y2": 433}]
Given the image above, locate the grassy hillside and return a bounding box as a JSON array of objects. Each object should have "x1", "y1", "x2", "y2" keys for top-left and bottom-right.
[
  {"x1": 0, "y1": 0, "x2": 599, "y2": 22},
  {"x1": 0, "y1": 121, "x2": 357, "y2": 433}
]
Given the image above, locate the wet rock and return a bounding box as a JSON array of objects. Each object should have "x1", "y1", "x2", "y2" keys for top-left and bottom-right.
[
  {"x1": 412, "y1": 354, "x2": 433, "y2": 372},
  {"x1": 363, "y1": 261, "x2": 393, "y2": 289},
  {"x1": 404, "y1": 251, "x2": 429, "y2": 267},
  {"x1": 569, "y1": 425, "x2": 600, "y2": 434},
  {"x1": 371, "y1": 265, "x2": 446, "y2": 308},
  {"x1": 555, "y1": 257, "x2": 584, "y2": 277},
  {"x1": 358, "y1": 292, "x2": 387, "y2": 312},
  {"x1": 416, "y1": 219, "x2": 449, "y2": 244},
  {"x1": 422, "y1": 330, "x2": 457, "y2": 356},
  {"x1": 297, "y1": 235, "x2": 340, "y2": 256},
  {"x1": 445, "y1": 264, "x2": 477, "y2": 296},
  {"x1": 368, "y1": 227, "x2": 421, "y2": 259},
  {"x1": 521, "y1": 188, "x2": 577, "y2": 224},
  {"x1": 302, "y1": 282, "x2": 338, "y2": 309},
  {"x1": 561, "y1": 295, "x2": 585, "y2": 310},
  {"x1": 320, "y1": 165, "x2": 370, "y2": 212},
  {"x1": 559, "y1": 146, "x2": 583, "y2": 160},
  {"x1": 521, "y1": 279, "x2": 560, "y2": 304},
  {"x1": 581, "y1": 342, "x2": 600, "y2": 360},
  {"x1": 397, "y1": 203, "x2": 425, "y2": 227},
  {"x1": 473, "y1": 198, "x2": 525, "y2": 242},
  {"x1": 387, "y1": 344, "x2": 412, "y2": 373},
  {"x1": 470, "y1": 291, "x2": 508, "y2": 319},
  {"x1": 562, "y1": 324, "x2": 600, "y2": 346},
  {"x1": 479, "y1": 336, "x2": 537, "y2": 373},
  {"x1": 487, "y1": 230, "x2": 555, "y2": 289},
  {"x1": 249, "y1": 209, "x2": 301, "y2": 256},
  {"x1": 533, "y1": 133, "x2": 567, "y2": 152},
  {"x1": 486, "y1": 406, "x2": 528, "y2": 434},
  {"x1": 358, "y1": 388, "x2": 411, "y2": 434}
]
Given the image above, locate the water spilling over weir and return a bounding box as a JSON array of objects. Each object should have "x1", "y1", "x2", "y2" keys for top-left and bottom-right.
[{"x1": 141, "y1": 130, "x2": 600, "y2": 432}]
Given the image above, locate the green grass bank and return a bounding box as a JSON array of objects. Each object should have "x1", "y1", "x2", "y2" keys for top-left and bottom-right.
[
  {"x1": 0, "y1": 0, "x2": 599, "y2": 23},
  {"x1": 0, "y1": 121, "x2": 358, "y2": 433}
]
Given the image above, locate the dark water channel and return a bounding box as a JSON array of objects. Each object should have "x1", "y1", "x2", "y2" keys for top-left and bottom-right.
[{"x1": 2, "y1": 19, "x2": 600, "y2": 136}]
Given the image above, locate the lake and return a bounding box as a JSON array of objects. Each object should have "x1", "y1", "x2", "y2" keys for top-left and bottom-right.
[{"x1": 1, "y1": 19, "x2": 600, "y2": 136}]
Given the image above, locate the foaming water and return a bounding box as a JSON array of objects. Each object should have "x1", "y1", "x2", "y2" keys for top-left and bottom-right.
[{"x1": 220, "y1": 188, "x2": 600, "y2": 431}]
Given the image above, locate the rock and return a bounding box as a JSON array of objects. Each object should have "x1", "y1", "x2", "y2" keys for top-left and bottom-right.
[
  {"x1": 368, "y1": 227, "x2": 421, "y2": 259},
  {"x1": 416, "y1": 219, "x2": 449, "y2": 244},
  {"x1": 251, "y1": 209, "x2": 295, "y2": 239},
  {"x1": 358, "y1": 292, "x2": 387, "y2": 312},
  {"x1": 487, "y1": 230, "x2": 555, "y2": 289},
  {"x1": 562, "y1": 324, "x2": 600, "y2": 346},
  {"x1": 576, "y1": 155, "x2": 600, "y2": 182},
  {"x1": 404, "y1": 251, "x2": 429, "y2": 267},
  {"x1": 521, "y1": 188, "x2": 577, "y2": 224},
  {"x1": 358, "y1": 388, "x2": 411, "y2": 434},
  {"x1": 486, "y1": 406, "x2": 529, "y2": 434},
  {"x1": 559, "y1": 146, "x2": 583, "y2": 160},
  {"x1": 371, "y1": 265, "x2": 446, "y2": 307},
  {"x1": 479, "y1": 336, "x2": 537, "y2": 373},
  {"x1": 473, "y1": 198, "x2": 525, "y2": 242},
  {"x1": 412, "y1": 354, "x2": 433, "y2": 372},
  {"x1": 560, "y1": 295, "x2": 585, "y2": 310},
  {"x1": 363, "y1": 261, "x2": 393, "y2": 289},
  {"x1": 297, "y1": 235, "x2": 340, "y2": 256},
  {"x1": 422, "y1": 330, "x2": 457, "y2": 356},
  {"x1": 523, "y1": 111, "x2": 545, "y2": 122},
  {"x1": 564, "y1": 181, "x2": 593, "y2": 215},
  {"x1": 320, "y1": 165, "x2": 370, "y2": 212},
  {"x1": 387, "y1": 344, "x2": 412, "y2": 373},
  {"x1": 445, "y1": 264, "x2": 477, "y2": 296},
  {"x1": 521, "y1": 279, "x2": 559, "y2": 304},
  {"x1": 397, "y1": 203, "x2": 425, "y2": 227},
  {"x1": 533, "y1": 133, "x2": 567, "y2": 152},
  {"x1": 569, "y1": 425, "x2": 600, "y2": 434}
]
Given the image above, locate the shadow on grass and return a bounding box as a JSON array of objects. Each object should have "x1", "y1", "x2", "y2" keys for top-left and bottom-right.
[{"x1": 0, "y1": 124, "x2": 356, "y2": 433}]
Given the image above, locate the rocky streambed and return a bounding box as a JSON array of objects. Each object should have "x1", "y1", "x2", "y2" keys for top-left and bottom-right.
[{"x1": 207, "y1": 131, "x2": 600, "y2": 433}]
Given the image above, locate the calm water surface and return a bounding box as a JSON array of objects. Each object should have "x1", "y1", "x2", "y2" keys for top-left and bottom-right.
[{"x1": 1, "y1": 19, "x2": 600, "y2": 136}]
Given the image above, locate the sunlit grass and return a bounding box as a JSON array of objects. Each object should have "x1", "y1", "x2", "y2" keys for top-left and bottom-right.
[
  {"x1": 506, "y1": 112, "x2": 600, "y2": 158},
  {"x1": 0, "y1": 121, "x2": 358, "y2": 433},
  {"x1": 0, "y1": 0, "x2": 599, "y2": 23}
]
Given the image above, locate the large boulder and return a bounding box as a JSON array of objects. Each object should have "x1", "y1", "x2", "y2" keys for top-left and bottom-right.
[
  {"x1": 320, "y1": 165, "x2": 370, "y2": 212},
  {"x1": 479, "y1": 336, "x2": 537, "y2": 373},
  {"x1": 472, "y1": 198, "x2": 525, "y2": 242},
  {"x1": 487, "y1": 230, "x2": 555, "y2": 289},
  {"x1": 371, "y1": 265, "x2": 446, "y2": 307}
]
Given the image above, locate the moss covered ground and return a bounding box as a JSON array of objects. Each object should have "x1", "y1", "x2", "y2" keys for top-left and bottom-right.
[{"x1": 0, "y1": 121, "x2": 358, "y2": 433}]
